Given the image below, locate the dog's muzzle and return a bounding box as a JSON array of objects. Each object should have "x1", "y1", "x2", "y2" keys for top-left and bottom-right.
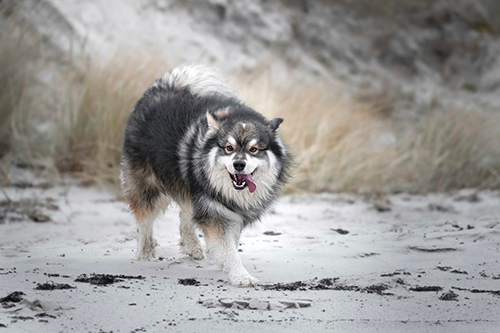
[{"x1": 229, "y1": 171, "x2": 257, "y2": 193}]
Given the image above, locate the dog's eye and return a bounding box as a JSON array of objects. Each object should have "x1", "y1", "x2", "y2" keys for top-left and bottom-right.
[
  {"x1": 225, "y1": 145, "x2": 234, "y2": 153},
  {"x1": 249, "y1": 147, "x2": 258, "y2": 154}
]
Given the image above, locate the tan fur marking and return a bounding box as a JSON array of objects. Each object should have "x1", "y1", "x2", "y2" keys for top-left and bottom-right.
[
  {"x1": 201, "y1": 221, "x2": 224, "y2": 241},
  {"x1": 214, "y1": 107, "x2": 230, "y2": 118},
  {"x1": 122, "y1": 159, "x2": 167, "y2": 223},
  {"x1": 130, "y1": 201, "x2": 148, "y2": 222}
]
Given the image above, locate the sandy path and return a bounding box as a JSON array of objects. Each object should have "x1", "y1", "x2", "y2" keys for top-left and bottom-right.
[{"x1": 1, "y1": 184, "x2": 499, "y2": 332}]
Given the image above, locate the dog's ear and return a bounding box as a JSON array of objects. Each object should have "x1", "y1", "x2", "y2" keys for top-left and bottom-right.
[
  {"x1": 206, "y1": 111, "x2": 220, "y2": 131},
  {"x1": 214, "y1": 107, "x2": 230, "y2": 118},
  {"x1": 268, "y1": 118, "x2": 283, "y2": 132}
]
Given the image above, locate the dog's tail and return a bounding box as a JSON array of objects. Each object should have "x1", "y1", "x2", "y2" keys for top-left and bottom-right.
[{"x1": 152, "y1": 64, "x2": 238, "y2": 99}]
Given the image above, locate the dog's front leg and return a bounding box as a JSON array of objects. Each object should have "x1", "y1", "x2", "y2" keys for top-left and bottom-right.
[{"x1": 201, "y1": 221, "x2": 258, "y2": 287}]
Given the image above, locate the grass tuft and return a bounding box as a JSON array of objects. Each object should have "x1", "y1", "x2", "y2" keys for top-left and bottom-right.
[{"x1": 52, "y1": 54, "x2": 165, "y2": 186}]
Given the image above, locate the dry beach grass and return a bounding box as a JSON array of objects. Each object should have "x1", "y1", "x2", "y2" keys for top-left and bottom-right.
[{"x1": 1, "y1": 3, "x2": 500, "y2": 193}]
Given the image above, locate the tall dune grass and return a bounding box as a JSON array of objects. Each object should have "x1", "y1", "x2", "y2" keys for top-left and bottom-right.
[
  {"x1": 1, "y1": 9, "x2": 499, "y2": 192},
  {"x1": 240, "y1": 72, "x2": 500, "y2": 192},
  {"x1": 52, "y1": 55, "x2": 165, "y2": 185}
]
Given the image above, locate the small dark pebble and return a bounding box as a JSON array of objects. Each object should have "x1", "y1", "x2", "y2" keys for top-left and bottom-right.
[
  {"x1": 410, "y1": 286, "x2": 443, "y2": 292},
  {"x1": 0, "y1": 323, "x2": 6, "y2": 328},
  {"x1": 35, "y1": 282, "x2": 75, "y2": 290}
]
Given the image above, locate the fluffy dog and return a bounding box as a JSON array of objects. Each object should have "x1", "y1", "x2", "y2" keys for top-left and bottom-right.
[{"x1": 120, "y1": 64, "x2": 292, "y2": 286}]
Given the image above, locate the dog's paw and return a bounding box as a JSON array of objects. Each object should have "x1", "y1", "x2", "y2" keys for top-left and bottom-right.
[
  {"x1": 136, "y1": 248, "x2": 155, "y2": 261},
  {"x1": 189, "y1": 248, "x2": 205, "y2": 260},
  {"x1": 229, "y1": 273, "x2": 259, "y2": 287},
  {"x1": 180, "y1": 243, "x2": 205, "y2": 260}
]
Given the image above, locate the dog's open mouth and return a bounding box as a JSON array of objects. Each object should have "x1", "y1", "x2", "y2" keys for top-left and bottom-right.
[{"x1": 229, "y1": 172, "x2": 257, "y2": 193}]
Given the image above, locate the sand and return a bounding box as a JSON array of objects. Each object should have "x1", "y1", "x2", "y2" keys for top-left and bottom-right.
[{"x1": 1, "y1": 181, "x2": 499, "y2": 332}]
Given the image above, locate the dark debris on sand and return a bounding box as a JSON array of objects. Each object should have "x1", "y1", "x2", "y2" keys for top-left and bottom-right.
[
  {"x1": 331, "y1": 228, "x2": 349, "y2": 235},
  {"x1": 437, "y1": 266, "x2": 468, "y2": 275},
  {"x1": 410, "y1": 286, "x2": 443, "y2": 292},
  {"x1": 75, "y1": 273, "x2": 144, "y2": 286},
  {"x1": 178, "y1": 278, "x2": 201, "y2": 286},
  {"x1": 1, "y1": 291, "x2": 25, "y2": 309},
  {"x1": 408, "y1": 246, "x2": 458, "y2": 253},
  {"x1": 35, "y1": 313, "x2": 57, "y2": 319},
  {"x1": 381, "y1": 271, "x2": 411, "y2": 277},
  {"x1": 262, "y1": 278, "x2": 393, "y2": 295},
  {"x1": 452, "y1": 286, "x2": 500, "y2": 297},
  {"x1": 10, "y1": 316, "x2": 34, "y2": 321},
  {"x1": 35, "y1": 282, "x2": 76, "y2": 290},
  {"x1": 439, "y1": 290, "x2": 459, "y2": 301},
  {"x1": 1, "y1": 291, "x2": 25, "y2": 303},
  {"x1": 263, "y1": 231, "x2": 282, "y2": 236}
]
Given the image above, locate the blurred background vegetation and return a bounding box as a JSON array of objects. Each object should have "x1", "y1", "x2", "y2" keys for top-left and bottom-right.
[{"x1": 1, "y1": 0, "x2": 499, "y2": 194}]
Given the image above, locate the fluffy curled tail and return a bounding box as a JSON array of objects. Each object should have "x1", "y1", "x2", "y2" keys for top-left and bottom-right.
[{"x1": 152, "y1": 64, "x2": 238, "y2": 99}]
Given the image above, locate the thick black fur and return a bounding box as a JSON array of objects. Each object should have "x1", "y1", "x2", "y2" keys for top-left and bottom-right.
[{"x1": 122, "y1": 81, "x2": 292, "y2": 227}]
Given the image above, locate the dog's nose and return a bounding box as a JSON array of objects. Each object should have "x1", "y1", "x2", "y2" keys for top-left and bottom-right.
[{"x1": 233, "y1": 160, "x2": 246, "y2": 172}]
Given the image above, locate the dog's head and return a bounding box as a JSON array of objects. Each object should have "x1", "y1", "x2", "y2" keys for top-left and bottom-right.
[{"x1": 204, "y1": 106, "x2": 287, "y2": 199}]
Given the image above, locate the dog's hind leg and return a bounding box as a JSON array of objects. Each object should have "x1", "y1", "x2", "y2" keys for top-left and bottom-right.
[
  {"x1": 134, "y1": 208, "x2": 157, "y2": 260},
  {"x1": 121, "y1": 161, "x2": 170, "y2": 260},
  {"x1": 127, "y1": 192, "x2": 170, "y2": 261},
  {"x1": 133, "y1": 194, "x2": 170, "y2": 260},
  {"x1": 178, "y1": 202, "x2": 205, "y2": 260},
  {"x1": 201, "y1": 221, "x2": 258, "y2": 287}
]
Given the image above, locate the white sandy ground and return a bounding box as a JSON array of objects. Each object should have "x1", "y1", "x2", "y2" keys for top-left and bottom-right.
[{"x1": 1, "y1": 180, "x2": 499, "y2": 333}]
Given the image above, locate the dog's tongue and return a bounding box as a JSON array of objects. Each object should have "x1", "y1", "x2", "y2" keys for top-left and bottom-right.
[{"x1": 237, "y1": 174, "x2": 257, "y2": 193}]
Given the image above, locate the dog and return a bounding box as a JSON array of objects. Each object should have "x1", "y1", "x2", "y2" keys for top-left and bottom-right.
[{"x1": 120, "y1": 64, "x2": 292, "y2": 286}]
